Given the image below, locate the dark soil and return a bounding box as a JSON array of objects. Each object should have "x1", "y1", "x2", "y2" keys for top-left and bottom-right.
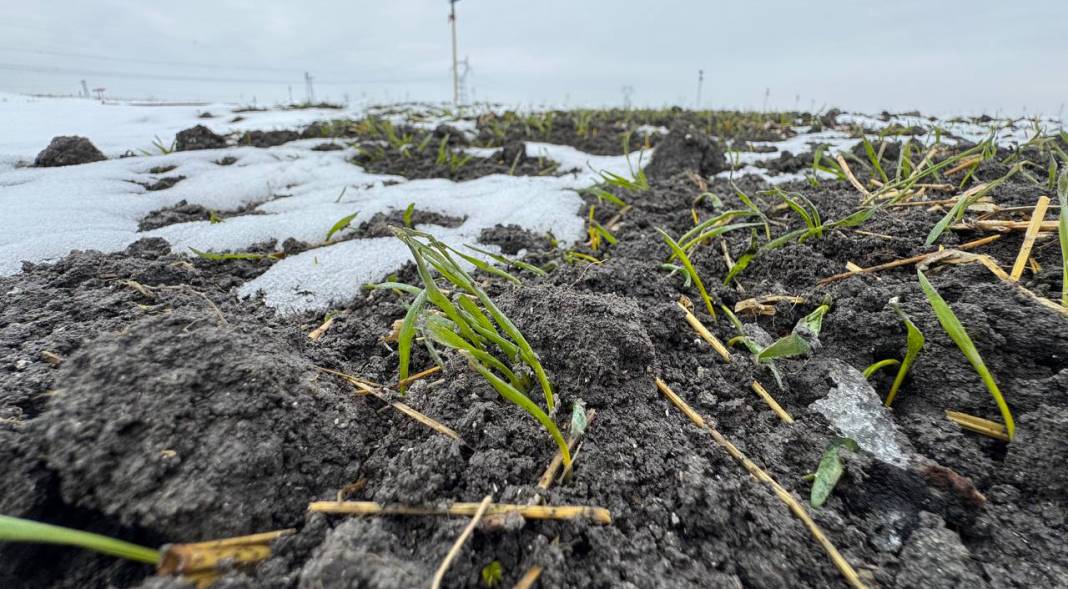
[
  {"x1": 138, "y1": 200, "x2": 266, "y2": 231},
  {"x1": 2, "y1": 110, "x2": 1067, "y2": 589},
  {"x1": 33, "y1": 136, "x2": 107, "y2": 167},
  {"x1": 175, "y1": 125, "x2": 227, "y2": 152},
  {"x1": 240, "y1": 130, "x2": 301, "y2": 148},
  {"x1": 352, "y1": 137, "x2": 554, "y2": 181}
]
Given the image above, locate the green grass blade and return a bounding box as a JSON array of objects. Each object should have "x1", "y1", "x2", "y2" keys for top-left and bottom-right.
[
  {"x1": 677, "y1": 222, "x2": 762, "y2": 253},
  {"x1": 394, "y1": 231, "x2": 482, "y2": 346},
  {"x1": 724, "y1": 230, "x2": 759, "y2": 285},
  {"x1": 464, "y1": 245, "x2": 547, "y2": 277},
  {"x1": 397, "y1": 289, "x2": 428, "y2": 393},
  {"x1": 734, "y1": 186, "x2": 771, "y2": 239},
  {"x1": 757, "y1": 333, "x2": 811, "y2": 362},
  {"x1": 0, "y1": 515, "x2": 160, "y2": 564},
  {"x1": 655, "y1": 228, "x2": 716, "y2": 320},
  {"x1": 589, "y1": 187, "x2": 627, "y2": 208},
  {"x1": 451, "y1": 250, "x2": 522, "y2": 285},
  {"x1": 884, "y1": 305, "x2": 925, "y2": 407},
  {"x1": 326, "y1": 212, "x2": 359, "y2": 241},
  {"x1": 862, "y1": 137, "x2": 889, "y2": 183},
  {"x1": 1057, "y1": 169, "x2": 1068, "y2": 307},
  {"x1": 189, "y1": 248, "x2": 271, "y2": 262},
  {"x1": 464, "y1": 353, "x2": 571, "y2": 467},
  {"x1": 863, "y1": 359, "x2": 901, "y2": 378},
  {"x1": 425, "y1": 315, "x2": 523, "y2": 388},
  {"x1": 402, "y1": 203, "x2": 415, "y2": 228},
  {"x1": 677, "y1": 210, "x2": 752, "y2": 246},
  {"x1": 810, "y1": 438, "x2": 858, "y2": 508},
  {"x1": 364, "y1": 281, "x2": 423, "y2": 296},
  {"x1": 428, "y1": 241, "x2": 556, "y2": 412},
  {"x1": 917, "y1": 269, "x2": 1015, "y2": 439}
]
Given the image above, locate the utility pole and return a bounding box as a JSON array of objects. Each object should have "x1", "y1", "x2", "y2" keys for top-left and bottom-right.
[
  {"x1": 696, "y1": 69, "x2": 704, "y2": 108},
  {"x1": 304, "y1": 72, "x2": 315, "y2": 104},
  {"x1": 80, "y1": 80, "x2": 90, "y2": 98},
  {"x1": 449, "y1": 0, "x2": 461, "y2": 106},
  {"x1": 458, "y1": 56, "x2": 471, "y2": 104},
  {"x1": 622, "y1": 85, "x2": 634, "y2": 110}
]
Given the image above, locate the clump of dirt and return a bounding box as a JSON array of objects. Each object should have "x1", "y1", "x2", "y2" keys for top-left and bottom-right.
[
  {"x1": 239, "y1": 130, "x2": 301, "y2": 148},
  {"x1": 33, "y1": 136, "x2": 107, "y2": 167},
  {"x1": 38, "y1": 310, "x2": 365, "y2": 539},
  {"x1": 138, "y1": 200, "x2": 265, "y2": 231},
  {"x1": 350, "y1": 209, "x2": 466, "y2": 239},
  {"x1": 311, "y1": 142, "x2": 345, "y2": 152},
  {"x1": 644, "y1": 123, "x2": 726, "y2": 179},
  {"x1": 477, "y1": 224, "x2": 551, "y2": 255},
  {"x1": 351, "y1": 135, "x2": 549, "y2": 181},
  {"x1": 138, "y1": 176, "x2": 185, "y2": 191},
  {"x1": 757, "y1": 150, "x2": 809, "y2": 174},
  {"x1": 174, "y1": 125, "x2": 227, "y2": 151}
]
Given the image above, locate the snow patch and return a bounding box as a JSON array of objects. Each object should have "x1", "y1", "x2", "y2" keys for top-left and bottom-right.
[{"x1": 810, "y1": 359, "x2": 910, "y2": 467}]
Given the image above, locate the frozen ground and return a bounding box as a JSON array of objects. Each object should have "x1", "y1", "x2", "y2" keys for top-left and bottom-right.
[
  {"x1": 1, "y1": 93, "x2": 1061, "y2": 313},
  {"x1": 0, "y1": 123, "x2": 643, "y2": 313}
]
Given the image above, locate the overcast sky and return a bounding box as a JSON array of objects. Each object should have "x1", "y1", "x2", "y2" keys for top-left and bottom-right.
[{"x1": 1, "y1": 1, "x2": 1065, "y2": 116}]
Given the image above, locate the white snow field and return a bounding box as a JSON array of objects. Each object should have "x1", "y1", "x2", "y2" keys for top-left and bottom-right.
[
  {"x1": 1, "y1": 93, "x2": 1061, "y2": 313},
  {"x1": 0, "y1": 107, "x2": 645, "y2": 313}
]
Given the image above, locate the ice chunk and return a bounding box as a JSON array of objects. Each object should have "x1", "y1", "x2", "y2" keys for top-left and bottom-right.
[{"x1": 809, "y1": 359, "x2": 909, "y2": 467}]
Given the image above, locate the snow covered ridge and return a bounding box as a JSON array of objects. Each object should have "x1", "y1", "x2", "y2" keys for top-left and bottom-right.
[
  {"x1": 717, "y1": 111, "x2": 1063, "y2": 185},
  {"x1": 0, "y1": 138, "x2": 645, "y2": 313}
]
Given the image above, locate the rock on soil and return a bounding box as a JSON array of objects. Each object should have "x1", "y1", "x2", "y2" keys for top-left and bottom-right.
[
  {"x1": 644, "y1": 123, "x2": 726, "y2": 179},
  {"x1": 174, "y1": 125, "x2": 227, "y2": 151},
  {"x1": 33, "y1": 135, "x2": 107, "y2": 167}
]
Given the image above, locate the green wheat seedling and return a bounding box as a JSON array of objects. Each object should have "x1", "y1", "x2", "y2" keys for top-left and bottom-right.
[
  {"x1": 766, "y1": 187, "x2": 823, "y2": 239},
  {"x1": 391, "y1": 228, "x2": 570, "y2": 464},
  {"x1": 863, "y1": 359, "x2": 900, "y2": 378},
  {"x1": 594, "y1": 131, "x2": 649, "y2": 192},
  {"x1": 586, "y1": 206, "x2": 617, "y2": 252},
  {"x1": 0, "y1": 515, "x2": 160, "y2": 565},
  {"x1": 588, "y1": 187, "x2": 628, "y2": 208},
  {"x1": 733, "y1": 184, "x2": 771, "y2": 239},
  {"x1": 926, "y1": 161, "x2": 1027, "y2": 246},
  {"x1": 916, "y1": 268, "x2": 1015, "y2": 440},
  {"x1": 756, "y1": 303, "x2": 830, "y2": 363},
  {"x1": 402, "y1": 203, "x2": 416, "y2": 228},
  {"x1": 139, "y1": 135, "x2": 176, "y2": 156},
  {"x1": 670, "y1": 210, "x2": 759, "y2": 256},
  {"x1": 883, "y1": 302, "x2": 925, "y2": 407},
  {"x1": 656, "y1": 228, "x2": 716, "y2": 319},
  {"x1": 464, "y1": 245, "x2": 548, "y2": 277},
  {"x1": 721, "y1": 304, "x2": 785, "y2": 389},
  {"x1": 326, "y1": 212, "x2": 359, "y2": 241},
  {"x1": 809, "y1": 438, "x2": 858, "y2": 508},
  {"x1": 861, "y1": 136, "x2": 889, "y2": 183},
  {"x1": 189, "y1": 248, "x2": 279, "y2": 262},
  {"x1": 574, "y1": 109, "x2": 594, "y2": 138},
  {"x1": 1057, "y1": 169, "x2": 1068, "y2": 307}
]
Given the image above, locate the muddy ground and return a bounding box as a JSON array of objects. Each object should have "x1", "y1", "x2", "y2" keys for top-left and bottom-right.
[{"x1": 1, "y1": 110, "x2": 1066, "y2": 589}]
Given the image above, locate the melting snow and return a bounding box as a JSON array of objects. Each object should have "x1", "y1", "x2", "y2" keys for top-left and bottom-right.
[
  {"x1": 717, "y1": 112, "x2": 1062, "y2": 185},
  {"x1": 810, "y1": 360, "x2": 910, "y2": 467},
  {"x1": 0, "y1": 131, "x2": 643, "y2": 313}
]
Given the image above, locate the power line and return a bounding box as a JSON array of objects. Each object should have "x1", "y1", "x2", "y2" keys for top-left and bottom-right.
[{"x1": 0, "y1": 61, "x2": 439, "y2": 86}]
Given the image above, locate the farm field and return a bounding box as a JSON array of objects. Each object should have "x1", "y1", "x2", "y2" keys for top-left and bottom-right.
[{"x1": 1, "y1": 96, "x2": 1067, "y2": 588}]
